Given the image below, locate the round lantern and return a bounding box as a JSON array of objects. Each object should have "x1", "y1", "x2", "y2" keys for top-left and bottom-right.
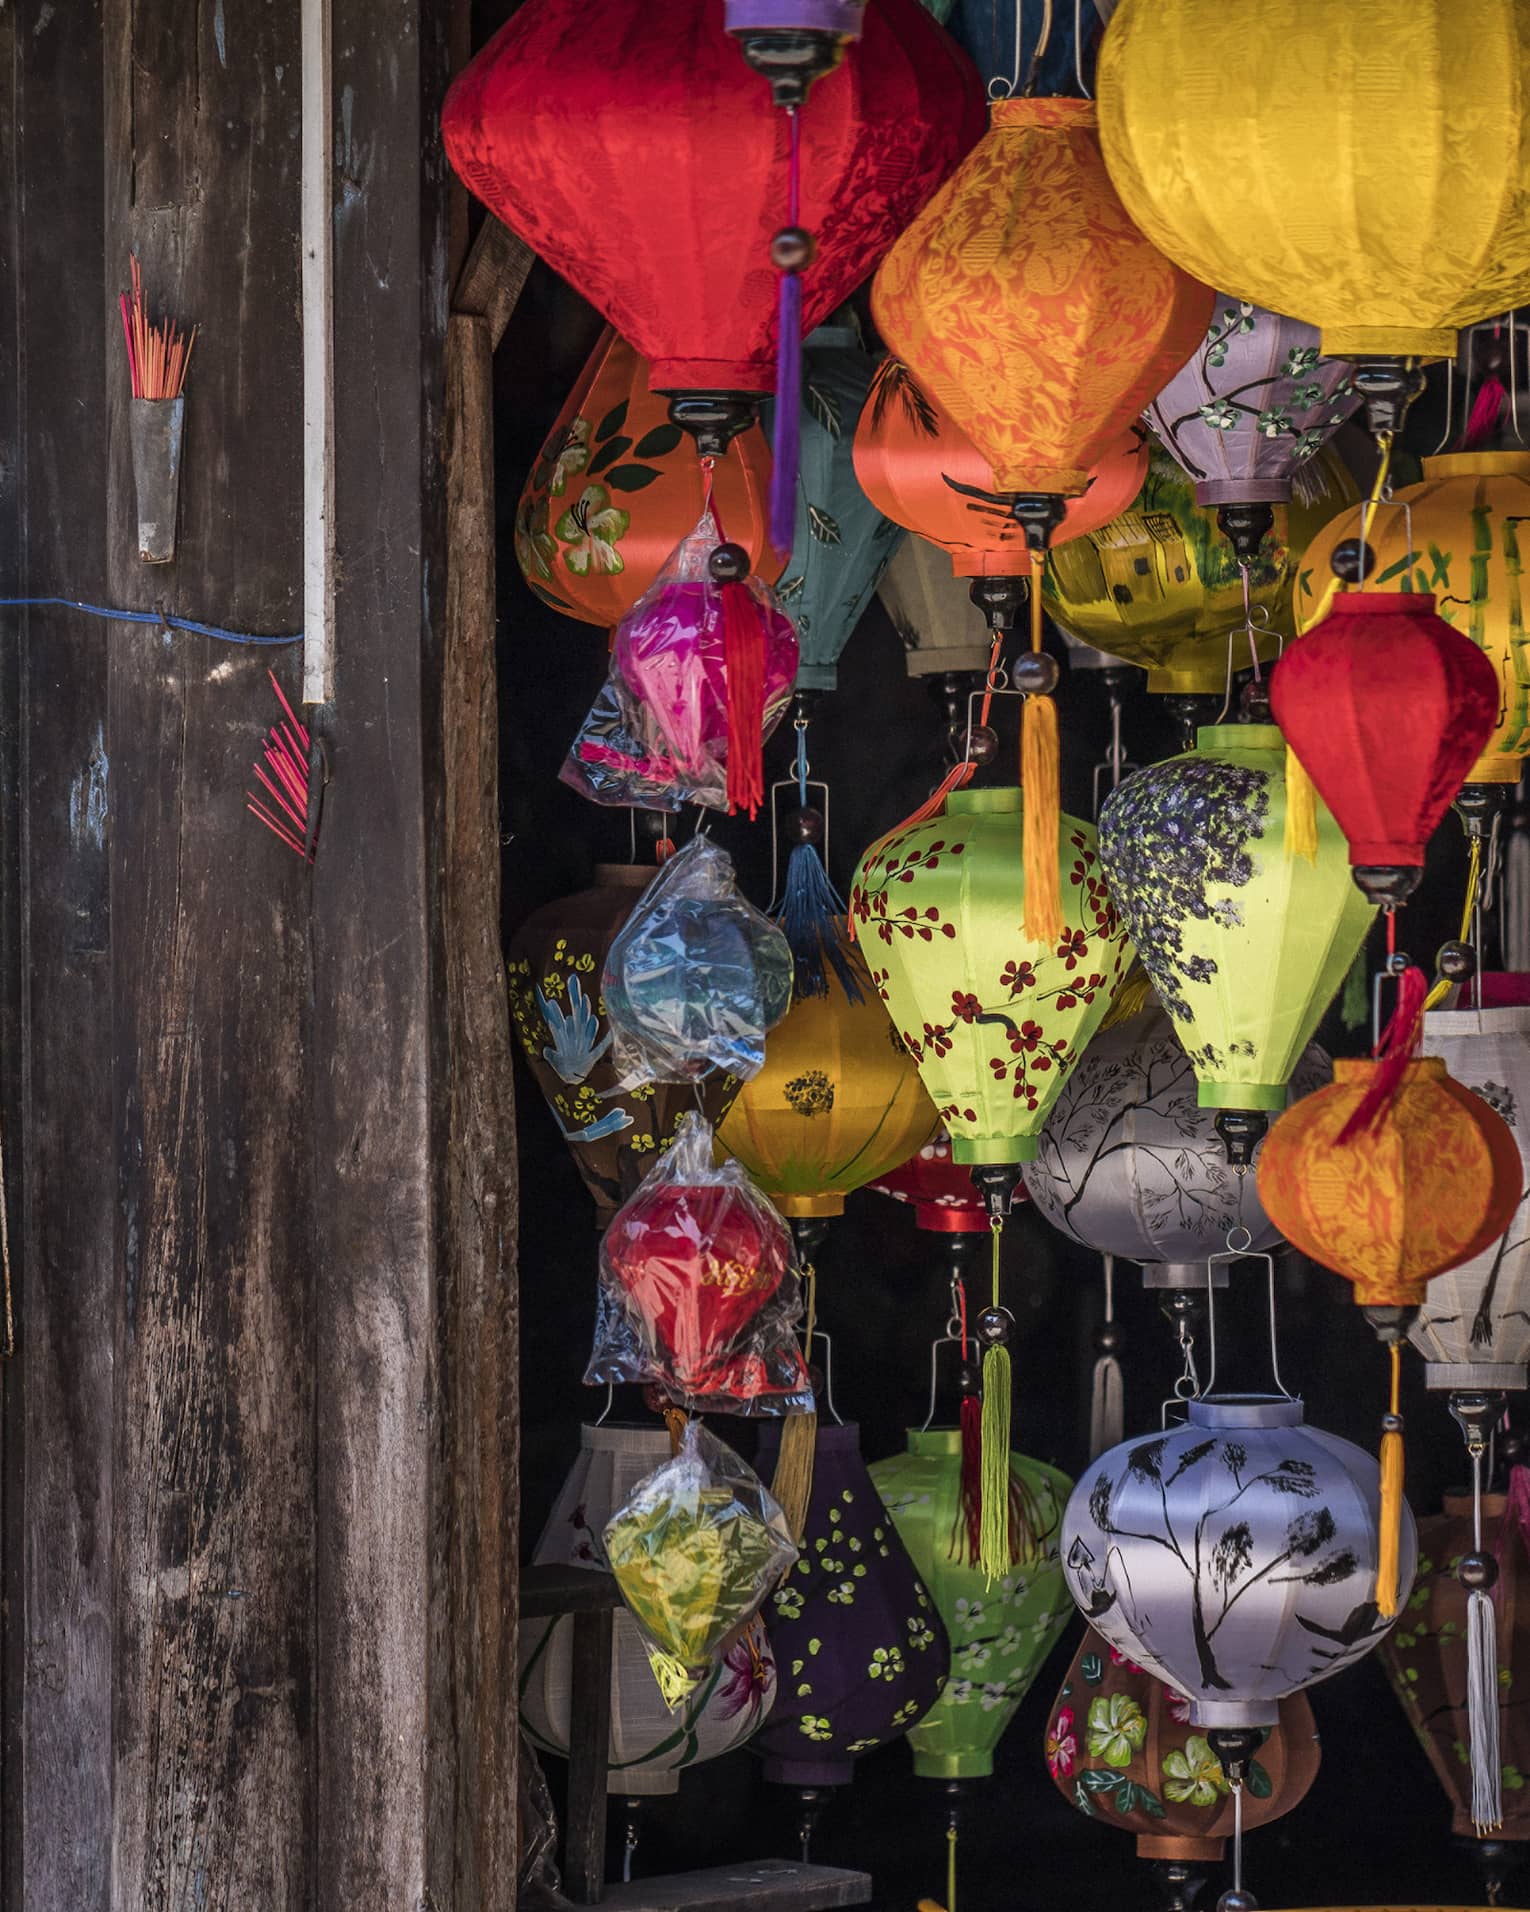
[
  {"x1": 769, "y1": 324, "x2": 905, "y2": 691},
  {"x1": 851, "y1": 787, "x2": 1134, "y2": 1166},
  {"x1": 1044, "y1": 438, "x2": 1359, "y2": 694},
  {"x1": 870, "y1": 1126, "x2": 995, "y2": 1233},
  {"x1": 1383, "y1": 1484, "x2": 1530, "y2": 1845},
  {"x1": 521, "y1": 1422, "x2": 778, "y2": 1791},
  {"x1": 444, "y1": 0, "x2": 986, "y2": 444},
  {"x1": 1043, "y1": 1624, "x2": 1320, "y2": 1862},
  {"x1": 852, "y1": 356, "x2": 1147, "y2": 586},
  {"x1": 870, "y1": 1427, "x2": 1072, "y2": 1780},
  {"x1": 516, "y1": 327, "x2": 784, "y2": 626},
  {"x1": 1024, "y1": 1004, "x2": 1330, "y2": 1286},
  {"x1": 1410, "y1": 1001, "x2": 1530, "y2": 1388},
  {"x1": 1299, "y1": 452, "x2": 1530, "y2": 786},
  {"x1": 508, "y1": 864, "x2": 741, "y2": 1221},
  {"x1": 1062, "y1": 1395, "x2": 1418, "y2": 1727},
  {"x1": 872, "y1": 98, "x2": 1211, "y2": 533},
  {"x1": 1258, "y1": 1057, "x2": 1522, "y2": 1312},
  {"x1": 877, "y1": 535, "x2": 1001, "y2": 679},
  {"x1": 1097, "y1": 0, "x2": 1530, "y2": 359},
  {"x1": 753, "y1": 1420, "x2": 950, "y2": 1784},
  {"x1": 717, "y1": 932, "x2": 937, "y2": 1217},
  {"x1": 1272, "y1": 592, "x2": 1502, "y2": 902},
  {"x1": 1098, "y1": 724, "x2": 1375, "y2": 1126},
  {"x1": 1144, "y1": 294, "x2": 1359, "y2": 554}
]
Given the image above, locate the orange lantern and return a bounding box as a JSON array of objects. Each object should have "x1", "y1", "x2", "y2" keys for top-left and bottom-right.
[
  {"x1": 852, "y1": 356, "x2": 1148, "y2": 586},
  {"x1": 516, "y1": 326, "x2": 784, "y2": 627},
  {"x1": 1258, "y1": 1058, "x2": 1522, "y2": 1312}
]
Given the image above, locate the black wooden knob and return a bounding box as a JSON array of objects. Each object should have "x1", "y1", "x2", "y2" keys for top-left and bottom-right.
[
  {"x1": 709, "y1": 541, "x2": 751, "y2": 584},
  {"x1": 1438, "y1": 940, "x2": 1475, "y2": 981},
  {"x1": 1460, "y1": 1550, "x2": 1500, "y2": 1592},
  {"x1": 788, "y1": 805, "x2": 825, "y2": 845},
  {"x1": 1240, "y1": 678, "x2": 1272, "y2": 723},
  {"x1": 1097, "y1": 1323, "x2": 1122, "y2": 1355},
  {"x1": 1216, "y1": 1891, "x2": 1259, "y2": 1912},
  {"x1": 1013, "y1": 650, "x2": 1060, "y2": 696},
  {"x1": 1331, "y1": 537, "x2": 1377, "y2": 584},
  {"x1": 948, "y1": 722, "x2": 999, "y2": 766},
  {"x1": 976, "y1": 1306, "x2": 1010, "y2": 1349},
  {"x1": 770, "y1": 226, "x2": 816, "y2": 273}
]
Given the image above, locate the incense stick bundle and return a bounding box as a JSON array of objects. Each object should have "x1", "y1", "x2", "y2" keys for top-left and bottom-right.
[
  {"x1": 247, "y1": 673, "x2": 314, "y2": 861},
  {"x1": 120, "y1": 255, "x2": 197, "y2": 400}
]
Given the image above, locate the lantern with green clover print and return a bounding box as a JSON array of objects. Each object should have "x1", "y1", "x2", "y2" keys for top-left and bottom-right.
[
  {"x1": 753, "y1": 1421, "x2": 951, "y2": 1788},
  {"x1": 1098, "y1": 725, "x2": 1374, "y2": 1155},
  {"x1": 870, "y1": 1427, "x2": 1073, "y2": 1779},
  {"x1": 851, "y1": 786, "x2": 1134, "y2": 1167}
]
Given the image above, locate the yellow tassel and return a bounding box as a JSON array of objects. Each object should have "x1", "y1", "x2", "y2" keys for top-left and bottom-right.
[
  {"x1": 1284, "y1": 744, "x2": 1318, "y2": 862},
  {"x1": 770, "y1": 1409, "x2": 817, "y2": 1546},
  {"x1": 1100, "y1": 963, "x2": 1154, "y2": 1031},
  {"x1": 1375, "y1": 1342, "x2": 1405, "y2": 1619},
  {"x1": 1021, "y1": 555, "x2": 1062, "y2": 945}
]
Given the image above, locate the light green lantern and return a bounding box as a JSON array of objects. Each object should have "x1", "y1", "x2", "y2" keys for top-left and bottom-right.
[
  {"x1": 870, "y1": 1430, "x2": 1073, "y2": 1779},
  {"x1": 1098, "y1": 724, "x2": 1375, "y2": 1132},
  {"x1": 851, "y1": 787, "x2": 1134, "y2": 1166}
]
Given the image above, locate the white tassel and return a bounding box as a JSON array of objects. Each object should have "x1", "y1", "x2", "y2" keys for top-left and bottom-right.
[
  {"x1": 1468, "y1": 1586, "x2": 1503, "y2": 1834},
  {"x1": 1089, "y1": 1257, "x2": 1124, "y2": 1460}
]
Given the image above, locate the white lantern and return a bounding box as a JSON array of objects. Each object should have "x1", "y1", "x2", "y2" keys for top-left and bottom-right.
[{"x1": 520, "y1": 1423, "x2": 778, "y2": 1793}]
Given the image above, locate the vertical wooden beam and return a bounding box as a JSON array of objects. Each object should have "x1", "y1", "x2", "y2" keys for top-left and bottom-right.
[{"x1": 565, "y1": 1608, "x2": 615, "y2": 1904}]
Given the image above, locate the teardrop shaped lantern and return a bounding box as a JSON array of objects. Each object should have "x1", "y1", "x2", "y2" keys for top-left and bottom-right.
[
  {"x1": 851, "y1": 787, "x2": 1134, "y2": 1167},
  {"x1": 1045, "y1": 438, "x2": 1359, "y2": 695},
  {"x1": 521, "y1": 1423, "x2": 777, "y2": 1792},
  {"x1": 517, "y1": 328, "x2": 784, "y2": 626},
  {"x1": 1409, "y1": 998, "x2": 1530, "y2": 1389},
  {"x1": 869, "y1": 1427, "x2": 1072, "y2": 1779},
  {"x1": 1258, "y1": 1057, "x2": 1522, "y2": 1314},
  {"x1": 444, "y1": 0, "x2": 986, "y2": 449},
  {"x1": 717, "y1": 932, "x2": 937, "y2": 1217},
  {"x1": 508, "y1": 865, "x2": 741, "y2": 1221},
  {"x1": 768, "y1": 324, "x2": 905, "y2": 691},
  {"x1": 1062, "y1": 1396, "x2": 1418, "y2": 1728},
  {"x1": 1098, "y1": 725, "x2": 1375, "y2": 1148},
  {"x1": 753, "y1": 1421, "x2": 951, "y2": 1785},
  {"x1": 1271, "y1": 592, "x2": 1501, "y2": 904},
  {"x1": 1024, "y1": 1004, "x2": 1330, "y2": 1287},
  {"x1": 1043, "y1": 1626, "x2": 1320, "y2": 1864},
  {"x1": 1098, "y1": 0, "x2": 1530, "y2": 431},
  {"x1": 1298, "y1": 452, "x2": 1530, "y2": 788},
  {"x1": 1145, "y1": 295, "x2": 1360, "y2": 559}
]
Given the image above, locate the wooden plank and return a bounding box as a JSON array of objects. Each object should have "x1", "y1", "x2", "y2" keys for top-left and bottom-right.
[
  {"x1": 6, "y1": 8, "x2": 117, "y2": 1909},
  {"x1": 564, "y1": 1607, "x2": 614, "y2": 1904},
  {"x1": 520, "y1": 1563, "x2": 622, "y2": 1620},
  {"x1": 453, "y1": 215, "x2": 536, "y2": 353},
  {"x1": 598, "y1": 1861, "x2": 875, "y2": 1911},
  {"x1": 102, "y1": 1, "x2": 313, "y2": 1905}
]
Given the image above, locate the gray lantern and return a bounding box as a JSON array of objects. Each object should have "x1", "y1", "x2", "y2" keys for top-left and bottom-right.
[
  {"x1": 1061, "y1": 1396, "x2": 1416, "y2": 1728},
  {"x1": 1023, "y1": 1005, "x2": 1329, "y2": 1288}
]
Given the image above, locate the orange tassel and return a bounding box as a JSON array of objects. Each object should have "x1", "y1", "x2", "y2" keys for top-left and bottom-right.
[{"x1": 1021, "y1": 555, "x2": 1061, "y2": 943}]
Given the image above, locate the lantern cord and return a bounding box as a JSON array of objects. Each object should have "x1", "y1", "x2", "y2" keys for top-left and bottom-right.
[
  {"x1": 1357, "y1": 432, "x2": 1395, "y2": 588},
  {"x1": 986, "y1": 0, "x2": 1022, "y2": 98},
  {"x1": 1021, "y1": 0, "x2": 1053, "y2": 95},
  {"x1": 1230, "y1": 1778, "x2": 1245, "y2": 1900},
  {"x1": 946, "y1": 1819, "x2": 958, "y2": 1912},
  {"x1": 767, "y1": 109, "x2": 804, "y2": 555},
  {"x1": 1468, "y1": 1437, "x2": 1504, "y2": 1833},
  {"x1": 1073, "y1": 0, "x2": 1093, "y2": 100},
  {"x1": 978, "y1": 1218, "x2": 1013, "y2": 1582},
  {"x1": 1426, "y1": 834, "x2": 1484, "y2": 1009},
  {"x1": 1374, "y1": 1342, "x2": 1405, "y2": 1619},
  {"x1": 1089, "y1": 1255, "x2": 1124, "y2": 1459},
  {"x1": 1020, "y1": 550, "x2": 1063, "y2": 943}
]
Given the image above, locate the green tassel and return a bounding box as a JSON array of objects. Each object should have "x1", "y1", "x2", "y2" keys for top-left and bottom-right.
[
  {"x1": 978, "y1": 1343, "x2": 1012, "y2": 1582},
  {"x1": 1341, "y1": 942, "x2": 1370, "y2": 1032}
]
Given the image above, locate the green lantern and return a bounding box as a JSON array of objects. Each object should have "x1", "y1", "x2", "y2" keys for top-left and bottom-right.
[
  {"x1": 870, "y1": 1429, "x2": 1073, "y2": 1780},
  {"x1": 769, "y1": 323, "x2": 906, "y2": 692},
  {"x1": 851, "y1": 788, "x2": 1134, "y2": 1165},
  {"x1": 1098, "y1": 724, "x2": 1375, "y2": 1121}
]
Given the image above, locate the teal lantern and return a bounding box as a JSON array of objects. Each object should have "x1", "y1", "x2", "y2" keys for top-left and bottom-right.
[{"x1": 769, "y1": 323, "x2": 906, "y2": 691}]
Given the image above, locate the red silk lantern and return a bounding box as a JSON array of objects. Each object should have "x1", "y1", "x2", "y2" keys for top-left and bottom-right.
[
  {"x1": 869, "y1": 1127, "x2": 1002, "y2": 1234},
  {"x1": 1270, "y1": 592, "x2": 1500, "y2": 902},
  {"x1": 443, "y1": 0, "x2": 985, "y2": 418},
  {"x1": 852, "y1": 358, "x2": 1148, "y2": 581}
]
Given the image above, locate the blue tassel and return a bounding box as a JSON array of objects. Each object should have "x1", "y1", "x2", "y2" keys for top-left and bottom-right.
[
  {"x1": 777, "y1": 840, "x2": 863, "y2": 1004},
  {"x1": 769, "y1": 270, "x2": 803, "y2": 557}
]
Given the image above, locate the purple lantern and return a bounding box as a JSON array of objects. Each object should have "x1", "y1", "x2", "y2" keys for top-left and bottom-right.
[{"x1": 753, "y1": 1421, "x2": 950, "y2": 1788}]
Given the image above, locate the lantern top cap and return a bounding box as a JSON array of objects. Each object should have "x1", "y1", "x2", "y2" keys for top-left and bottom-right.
[
  {"x1": 1194, "y1": 723, "x2": 1282, "y2": 755},
  {"x1": 989, "y1": 97, "x2": 1096, "y2": 131},
  {"x1": 1422, "y1": 450, "x2": 1530, "y2": 481},
  {"x1": 907, "y1": 1426, "x2": 964, "y2": 1458},
  {"x1": 1325, "y1": 591, "x2": 1441, "y2": 618},
  {"x1": 946, "y1": 786, "x2": 1022, "y2": 816},
  {"x1": 1186, "y1": 1394, "x2": 1305, "y2": 1430},
  {"x1": 1332, "y1": 1055, "x2": 1446, "y2": 1086}
]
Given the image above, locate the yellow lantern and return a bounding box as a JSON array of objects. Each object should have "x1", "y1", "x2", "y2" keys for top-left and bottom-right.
[
  {"x1": 718, "y1": 933, "x2": 937, "y2": 1218},
  {"x1": 1299, "y1": 451, "x2": 1530, "y2": 784},
  {"x1": 1098, "y1": 0, "x2": 1530, "y2": 359}
]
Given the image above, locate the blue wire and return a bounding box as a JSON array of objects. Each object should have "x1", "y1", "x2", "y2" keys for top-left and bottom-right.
[{"x1": 0, "y1": 596, "x2": 300, "y2": 647}]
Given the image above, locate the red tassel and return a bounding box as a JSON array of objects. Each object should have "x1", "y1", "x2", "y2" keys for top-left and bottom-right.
[
  {"x1": 1461, "y1": 375, "x2": 1510, "y2": 451},
  {"x1": 957, "y1": 1391, "x2": 983, "y2": 1564},
  {"x1": 720, "y1": 577, "x2": 767, "y2": 818},
  {"x1": 1337, "y1": 963, "x2": 1429, "y2": 1143},
  {"x1": 1501, "y1": 1462, "x2": 1530, "y2": 1570}
]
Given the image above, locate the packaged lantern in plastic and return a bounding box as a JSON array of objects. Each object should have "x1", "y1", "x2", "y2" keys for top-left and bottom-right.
[
  {"x1": 604, "y1": 1417, "x2": 798, "y2": 1704},
  {"x1": 602, "y1": 837, "x2": 794, "y2": 1089},
  {"x1": 591, "y1": 1113, "x2": 812, "y2": 1412},
  {"x1": 561, "y1": 674, "x2": 718, "y2": 813}
]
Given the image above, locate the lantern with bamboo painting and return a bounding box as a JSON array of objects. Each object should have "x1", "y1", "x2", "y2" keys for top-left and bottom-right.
[
  {"x1": 516, "y1": 328, "x2": 784, "y2": 626},
  {"x1": 1298, "y1": 453, "x2": 1530, "y2": 788}
]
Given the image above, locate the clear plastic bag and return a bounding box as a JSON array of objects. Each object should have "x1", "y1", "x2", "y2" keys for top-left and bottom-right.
[
  {"x1": 587, "y1": 1112, "x2": 813, "y2": 1414},
  {"x1": 602, "y1": 835, "x2": 793, "y2": 1088},
  {"x1": 604, "y1": 1416, "x2": 798, "y2": 1705},
  {"x1": 559, "y1": 673, "x2": 723, "y2": 813}
]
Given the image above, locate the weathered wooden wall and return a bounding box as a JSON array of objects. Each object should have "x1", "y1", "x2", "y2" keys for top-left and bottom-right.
[{"x1": 0, "y1": 3, "x2": 520, "y2": 1905}]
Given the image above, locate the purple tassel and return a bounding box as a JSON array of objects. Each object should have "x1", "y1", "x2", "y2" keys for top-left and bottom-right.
[{"x1": 770, "y1": 269, "x2": 802, "y2": 557}]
